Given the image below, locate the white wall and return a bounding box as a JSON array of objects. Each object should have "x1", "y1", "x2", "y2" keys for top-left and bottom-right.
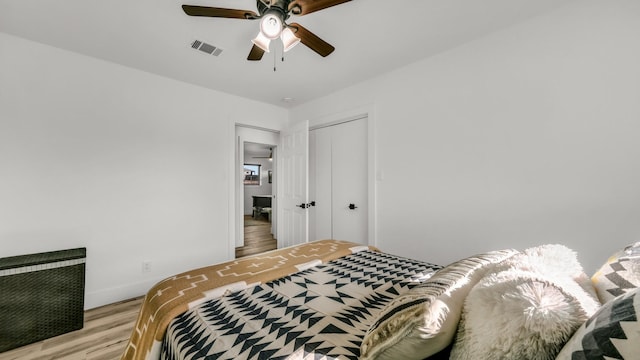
[
  {"x1": 3, "y1": 0, "x2": 640, "y2": 310},
  {"x1": 0, "y1": 32, "x2": 287, "y2": 308},
  {"x1": 289, "y1": 0, "x2": 640, "y2": 274}
]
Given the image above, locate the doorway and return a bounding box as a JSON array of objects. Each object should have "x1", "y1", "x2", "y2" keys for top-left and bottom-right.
[
  {"x1": 230, "y1": 112, "x2": 374, "y2": 259},
  {"x1": 236, "y1": 142, "x2": 277, "y2": 257},
  {"x1": 235, "y1": 126, "x2": 280, "y2": 257}
]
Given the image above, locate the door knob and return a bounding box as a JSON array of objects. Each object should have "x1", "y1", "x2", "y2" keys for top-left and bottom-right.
[
  {"x1": 297, "y1": 203, "x2": 308, "y2": 209},
  {"x1": 348, "y1": 203, "x2": 358, "y2": 210}
]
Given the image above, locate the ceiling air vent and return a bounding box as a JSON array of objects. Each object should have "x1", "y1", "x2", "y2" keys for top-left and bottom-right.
[{"x1": 191, "y1": 40, "x2": 223, "y2": 56}]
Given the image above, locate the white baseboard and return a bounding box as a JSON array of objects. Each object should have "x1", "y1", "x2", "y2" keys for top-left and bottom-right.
[{"x1": 84, "y1": 277, "x2": 163, "y2": 310}]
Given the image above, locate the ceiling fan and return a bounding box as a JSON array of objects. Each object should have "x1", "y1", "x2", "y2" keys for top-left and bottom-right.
[{"x1": 182, "y1": 0, "x2": 351, "y2": 61}]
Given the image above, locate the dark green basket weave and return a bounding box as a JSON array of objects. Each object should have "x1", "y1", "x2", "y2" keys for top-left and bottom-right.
[{"x1": 0, "y1": 248, "x2": 86, "y2": 353}]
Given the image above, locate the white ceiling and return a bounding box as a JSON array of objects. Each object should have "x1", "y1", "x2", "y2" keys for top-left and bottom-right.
[
  {"x1": 0, "y1": 0, "x2": 576, "y2": 108},
  {"x1": 245, "y1": 142, "x2": 271, "y2": 157}
]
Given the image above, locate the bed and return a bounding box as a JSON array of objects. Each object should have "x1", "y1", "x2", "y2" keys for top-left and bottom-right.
[
  {"x1": 122, "y1": 240, "x2": 640, "y2": 360},
  {"x1": 121, "y1": 240, "x2": 441, "y2": 360}
]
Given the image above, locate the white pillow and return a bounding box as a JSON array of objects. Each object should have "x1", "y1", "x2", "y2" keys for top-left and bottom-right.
[
  {"x1": 450, "y1": 269, "x2": 600, "y2": 360},
  {"x1": 497, "y1": 244, "x2": 600, "y2": 302},
  {"x1": 359, "y1": 249, "x2": 519, "y2": 360},
  {"x1": 557, "y1": 287, "x2": 640, "y2": 359},
  {"x1": 592, "y1": 241, "x2": 640, "y2": 303}
]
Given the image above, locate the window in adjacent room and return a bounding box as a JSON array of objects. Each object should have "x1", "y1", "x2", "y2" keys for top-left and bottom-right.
[{"x1": 243, "y1": 164, "x2": 261, "y2": 185}]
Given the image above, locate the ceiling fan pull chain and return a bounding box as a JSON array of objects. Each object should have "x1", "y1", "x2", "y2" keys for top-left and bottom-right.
[{"x1": 273, "y1": 50, "x2": 277, "y2": 72}]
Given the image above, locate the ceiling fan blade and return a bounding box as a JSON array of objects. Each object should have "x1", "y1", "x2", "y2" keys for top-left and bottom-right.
[
  {"x1": 288, "y1": 0, "x2": 351, "y2": 16},
  {"x1": 247, "y1": 44, "x2": 266, "y2": 61},
  {"x1": 289, "y1": 23, "x2": 335, "y2": 57},
  {"x1": 182, "y1": 5, "x2": 259, "y2": 19}
]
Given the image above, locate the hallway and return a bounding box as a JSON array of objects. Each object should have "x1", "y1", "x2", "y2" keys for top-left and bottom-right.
[{"x1": 235, "y1": 215, "x2": 276, "y2": 258}]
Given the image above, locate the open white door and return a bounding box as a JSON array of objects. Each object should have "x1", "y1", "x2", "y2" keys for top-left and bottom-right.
[{"x1": 277, "y1": 120, "x2": 309, "y2": 248}]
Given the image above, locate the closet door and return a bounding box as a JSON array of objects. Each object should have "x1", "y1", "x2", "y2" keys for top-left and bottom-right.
[
  {"x1": 309, "y1": 126, "x2": 333, "y2": 240},
  {"x1": 309, "y1": 117, "x2": 368, "y2": 244},
  {"x1": 331, "y1": 118, "x2": 367, "y2": 243}
]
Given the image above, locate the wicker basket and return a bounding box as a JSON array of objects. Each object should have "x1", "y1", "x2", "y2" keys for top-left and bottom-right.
[{"x1": 0, "y1": 248, "x2": 86, "y2": 352}]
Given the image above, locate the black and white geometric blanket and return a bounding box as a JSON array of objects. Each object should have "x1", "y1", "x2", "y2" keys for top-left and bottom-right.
[{"x1": 161, "y1": 250, "x2": 441, "y2": 360}]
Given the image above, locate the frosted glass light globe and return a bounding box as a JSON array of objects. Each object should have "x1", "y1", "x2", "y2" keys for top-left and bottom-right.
[{"x1": 260, "y1": 13, "x2": 282, "y2": 40}]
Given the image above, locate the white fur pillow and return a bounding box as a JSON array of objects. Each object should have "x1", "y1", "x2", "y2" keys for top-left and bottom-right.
[
  {"x1": 359, "y1": 249, "x2": 519, "y2": 360},
  {"x1": 450, "y1": 244, "x2": 601, "y2": 360},
  {"x1": 497, "y1": 244, "x2": 600, "y2": 302}
]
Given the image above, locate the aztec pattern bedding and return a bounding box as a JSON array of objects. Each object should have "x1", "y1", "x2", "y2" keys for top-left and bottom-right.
[
  {"x1": 160, "y1": 249, "x2": 441, "y2": 360},
  {"x1": 123, "y1": 240, "x2": 379, "y2": 360}
]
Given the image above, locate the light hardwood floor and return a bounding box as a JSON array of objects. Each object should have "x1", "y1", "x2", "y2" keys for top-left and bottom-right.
[
  {"x1": 1, "y1": 219, "x2": 276, "y2": 360},
  {"x1": 0, "y1": 296, "x2": 143, "y2": 360},
  {"x1": 235, "y1": 215, "x2": 277, "y2": 258}
]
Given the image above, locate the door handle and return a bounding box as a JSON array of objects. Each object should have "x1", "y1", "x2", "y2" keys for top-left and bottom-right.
[
  {"x1": 298, "y1": 201, "x2": 315, "y2": 209},
  {"x1": 348, "y1": 203, "x2": 358, "y2": 210}
]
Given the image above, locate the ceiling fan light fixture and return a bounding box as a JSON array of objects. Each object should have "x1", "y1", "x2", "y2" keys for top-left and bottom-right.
[
  {"x1": 281, "y1": 27, "x2": 301, "y2": 52},
  {"x1": 251, "y1": 31, "x2": 271, "y2": 52},
  {"x1": 182, "y1": 0, "x2": 346, "y2": 61},
  {"x1": 259, "y1": 12, "x2": 283, "y2": 40}
]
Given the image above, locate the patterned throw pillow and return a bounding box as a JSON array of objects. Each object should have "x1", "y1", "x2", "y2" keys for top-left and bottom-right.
[
  {"x1": 592, "y1": 242, "x2": 640, "y2": 304},
  {"x1": 359, "y1": 249, "x2": 519, "y2": 360},
  {"x1": 556, "y1": 287, "x2": 640, "y2": 359}
]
